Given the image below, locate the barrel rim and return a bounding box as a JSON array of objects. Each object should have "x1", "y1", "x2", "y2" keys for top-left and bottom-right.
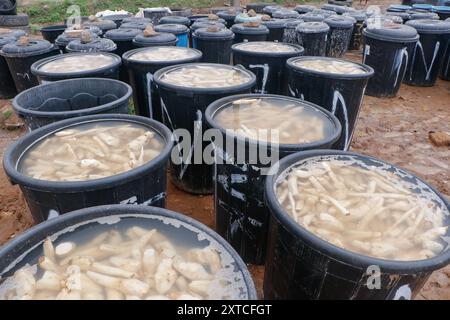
[
  {"x1": 286, "y1": 56, "x2": 375, "y2": 80},
  {"x1": 204, "y1": 93, "x2": 342, "y2": 151},
  {"x1": 122, "y1": 46, "x2": 203, "y2": 66},
  {"x1": 12, "y1": 78, "x2": 131, "y2": 118},
  {"x1": 30, "y1": 52, "x2": 122, "y2": 79},
  {"x1": 153, "y1": 62, "x2": 257, "y2": 94},
  {"x1": 0, "y1": 204, "x2": 258, "y2": 300},
  {"x1": 232, "y1": 41, "x2": 305, "y2": 57},
  {"x1": 265, "y1": 149, "x2": 450, "y2": 273},
  {"x1": 3, "y1": 114, "x2": 173, "y2": 192}
]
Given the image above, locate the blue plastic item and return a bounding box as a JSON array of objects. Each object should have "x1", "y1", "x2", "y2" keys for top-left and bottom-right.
[{"x1": 154, "y1": 24, "x2": 189, "y2": 47}]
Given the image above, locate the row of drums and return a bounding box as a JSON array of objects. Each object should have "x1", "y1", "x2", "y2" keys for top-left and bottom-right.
[
  {"x1": 0, "y1": 6, "x2": 449, "y2": 300},
  {"x1": 1, "y1": 40, "x2": 450, "y2": 299}
]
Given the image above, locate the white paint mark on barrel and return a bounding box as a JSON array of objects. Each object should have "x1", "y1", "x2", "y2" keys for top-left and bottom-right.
[
  {"x1": 249, "y1": 63, "x2": 269, "y2": 94},
  {"x1": 146, "y1": 72, "x2": 154, "y2": 118},
  {"x1": 393, "y1": 284, "x2": 412, "y2": 300},
  {"x1": 393, "y1": 47, "x2": 408, "y2": 88},
  {"x1": 47, "y1": 209, "x2": 60, "y2": 220},
  {"x1": 179, "y1": 109, "x2": 202, "y2": 180},
  {"x1": 120, "y1": 196, "x2": 137, "y2": 204},
  {"x1": 331, "y1": 90, "x2": 349, "y2": 150},
  {"x1": 410, "y1": 41, "x2": 441, "y2": 81}
]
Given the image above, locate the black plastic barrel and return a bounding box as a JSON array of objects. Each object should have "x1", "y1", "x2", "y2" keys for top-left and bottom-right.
[
  {"x1": 190, "y1": 21, "x2": 226, "y2": 46},
  {"x1": 0, "y1": 38, "x2": 59, "y2": 92},
  {"x1": 404, "y1": 19, "x2": 450, "y2": 86},
  {"x1": 273, "y1": 9, "x2": 301, "y2": 20},
  {"x1": 296, "y1": 21, "x2": 330, "y2": 56},
  {"x1": 261, "y1": 18, "x2": 287, "y2": 42},
  {"x1": 247, "y1": 2, "x2": 273, "y2": 14},
  {"x1": 440, "y1": 18, "x2": 450, "y2": 81},
  {"x1": 232, "y1": 41, "x2": 304, "y2": 95},
  {"x1": 40, "y1": 25, "x2": 67, "y2": 43},
  {"x1": 0, "y1": 204, "x2": 257, "y2": 300},
  {"x1": 0, "y1": 0, "x2": 16, "y2": 15},
  {"x1": 192, "y1": 27, "x2": 234, "y2": 64},
  {"x1": 143, "y1": 8, "x2": 171, "y2": 25},
  {"x1": 282, "y1": 19, "x2": 303, "y2": 44},
  {"x1": 106, "y1": 23, "x2": 137, "y2": 41},
  {"x1": 0, "y1": 35, "x2": 16, "y2": 98},
  {"x1": 66, "y1": 37, "x2": 117, "y2": 53},
  {"x1": 104, "y1": 28, "x2": 142, "y2": 82},
  {"x1": 343, "y1": 11, "x2": 366, "y2": 50},
  {"x1": 325, "y1": 16, "x2": 355, "y2": 57},
  {"x1": 264, "y1": 149, "x2": 450, "y2": 300},
  {"x1": 154, "y1": 24, "x2": 189, "y2": 47},
  {"x1": 363, "y1": 23, "x2": 419, "y2": 97},
  {"x1": 301, "y1": 12, "x2": 326, "y2": 22},
  {"x1": 120, "y1": 21, "x2": 148, "y2": 31},
  {"x1": 84, "y1": 19, "x2": 117, "y2": 34},
  {"x1": 294, "y1": 5, "x2": 316, "y2": 14},
  {"x1": 205, "y1": 94, "x2": 341, "y2": 264},
  {"x1": 122, "y1": 47, "x2": 202, "y2": 120},
  {"x1": 3, "y1": 114, "x2": 173, "y2": 222},
  {"x1": 287, "y1": 56, "x2": 374, "y2": 150},
  {"x1": 12, "y1": 77, "x2": 131, "y2": 130},
  {"x1": 159, "y1": 15, "x2": 191, "y2": 26},
  {"x1": 216, "y1": 10, "x2": 239, "y2": 27},
  {"x1": 433, "y1": 6, "x2": 450, "y2": 20},
  {"x1": 55, "y1": 30, "x2": 100, "y2": 52},
  {"x1": 231, "y1": 23, "x2": 269, "y2": 43},
  {"x1": 153, "y1": 63, "x2": 256, "y2": 194},
  {"x1": 133, "y1": 32, "x2": 178, "y2": 48},
  {"x1": 31, "y1": 52, "x2": 121, "y2": 83},
  {"x1": 263, "y1": 5, "x2": 282, "y2": 17}
]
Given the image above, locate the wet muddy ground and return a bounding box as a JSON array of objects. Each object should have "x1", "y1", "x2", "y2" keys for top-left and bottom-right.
[{"x1": 0, "y1": 0, "x2": 449, "y2": 299}]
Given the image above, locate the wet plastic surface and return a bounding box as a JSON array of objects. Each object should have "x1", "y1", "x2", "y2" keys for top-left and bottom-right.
[{"x1": 12, "y1": 77, "x2": 131, "y2": 130}]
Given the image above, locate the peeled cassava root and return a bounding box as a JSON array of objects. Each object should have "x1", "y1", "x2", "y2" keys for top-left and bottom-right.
[
  {"x1": 160, "y1": 65, "x2": 251, "y2": 89},
  {"x1": 20, "y1": 122, "x2": 164, "y2": 182},
  {"x1": 276, "y1": 157, "x2": 449, "y2": 261},
  {"x1": 214, "y1": 97, "x2": 331, "y2": 144},
  {"x1": 0, "y1": 226, "x2": 229, "y2": 300}
]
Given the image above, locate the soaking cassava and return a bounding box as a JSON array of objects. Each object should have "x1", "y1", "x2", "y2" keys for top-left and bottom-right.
[
  {"x1": 39, "y1": 54, "x2": 116, "y2": 73},
  {"x1": 234, "y1": 41, "x2": 300, "y2": 53},
  {"x1": 275, "y1": 155, "x2": 449, "y2": 261},
  {"x1": 294, "y1": 59, "x2": 367, "y2": 75},
  {"x1": 0, "y1": 215, "x2": 249, "y2": 300},
  {"x1": 214, "y1": 97, "x2": 335, "y2": 144},
  {"x1": 129, "y1": 47, "x2": 198, "y2": 62},
  {"x1": 18, "y1": 121, "x2": 164, "y2": 181},
  {"x1": 159, "y1": 65, "x2": 252, "y2": 88}
]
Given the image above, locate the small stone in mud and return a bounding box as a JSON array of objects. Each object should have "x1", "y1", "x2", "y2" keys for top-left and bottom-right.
[{"x1": 429, "y1": 131, "x2": 450, "y2": 147}]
